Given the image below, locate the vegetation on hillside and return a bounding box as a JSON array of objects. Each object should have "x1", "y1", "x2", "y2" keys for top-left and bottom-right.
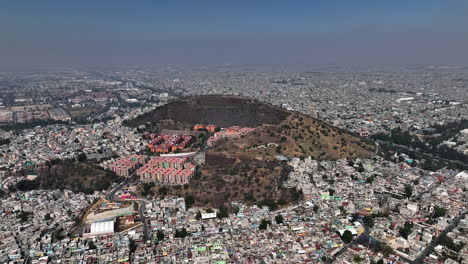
[
  {"x1": 14, "y1": 159, "x2": 123, "y2": 194},
  {"x1": 128, "y1": 95, "x2": 375, "y2": 209}
]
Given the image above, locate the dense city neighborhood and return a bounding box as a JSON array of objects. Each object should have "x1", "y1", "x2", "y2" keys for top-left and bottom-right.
[{"x1": 0, "y1": 66, "x2": 467, "y2": 264}]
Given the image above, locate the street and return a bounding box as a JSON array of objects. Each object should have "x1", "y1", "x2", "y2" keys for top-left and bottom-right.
[{"x1": 105, "y1": 174, "x2": 150, "y2": 242}]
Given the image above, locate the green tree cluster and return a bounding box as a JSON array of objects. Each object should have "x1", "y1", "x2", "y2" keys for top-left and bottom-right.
[
  {"x1": 185, "y1": 195, "x2": 195, "y2": 209},
  {"x1": 398, "y1": 221, "x2": 414, "y2": 239},
  {"x1": 175, "y1": 228, "x2": 190, "y2": 238},
  {"x1": 341, "y1": 230, "x2": 353, "y2": 243},
  {"x1": 259, "y1": 219, "x2": 272, "y2": 230},
  {"x1": 275, "y1": 214, "x2": 284, "y2": 224}
]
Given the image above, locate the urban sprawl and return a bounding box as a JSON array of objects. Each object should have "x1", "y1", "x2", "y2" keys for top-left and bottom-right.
[{"x1": 0, "y1": 66, "x2": 467, "y2": 264}]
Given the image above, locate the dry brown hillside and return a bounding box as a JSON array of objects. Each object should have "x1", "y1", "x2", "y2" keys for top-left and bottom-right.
[
  {"x1": 212, "y1": 113, "x2": 374, "y2": 161},
  {"x1": 132, "y1": 95, "x2": 375, "y2": 209}
]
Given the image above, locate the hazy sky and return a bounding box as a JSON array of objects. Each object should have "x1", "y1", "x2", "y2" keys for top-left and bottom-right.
[{"x1": 1, "y1": 0, "x2": 468, "y2": 69}]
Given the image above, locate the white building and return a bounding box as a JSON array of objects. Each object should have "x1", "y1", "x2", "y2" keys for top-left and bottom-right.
[{"x1": 84, "y1": 220, "x2": 115, "y2": 237}]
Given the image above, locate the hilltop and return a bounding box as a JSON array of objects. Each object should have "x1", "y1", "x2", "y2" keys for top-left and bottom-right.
[
  {"x1": 127, "y1": 95, "x2": 375, "y2": 208},
  {"x1": 123, "y1": 95, "x2": 289, "y2": 129}
]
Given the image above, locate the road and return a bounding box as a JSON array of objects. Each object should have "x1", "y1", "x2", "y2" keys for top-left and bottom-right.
[
  {"x1": 327, "y1": 224, "x2": 370, "y2": 263},
  {"x1": 326, "y1": 208, "x2": 466, "y2": 264},
  {"x1": 373, "y1": 142, "x2": 380, "y2": 156},
  {"x1": 105, "y1": 174, "x2": 150, "y2": 242},
  {"x1": 412, "y1": 210, "x2": 467, "y2": 264},
  {"x1": 376, "y1": 140, "x2": 468, "y2": 169},
  {"x1": 327, "y1": 210, "x2": 466, "y2": 264},
  {"x1": 105, "y1": 176, "x2": 133, "y2": 200}
]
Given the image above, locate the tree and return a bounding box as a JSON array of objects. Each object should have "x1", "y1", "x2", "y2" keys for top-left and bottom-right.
[
  {"x1": 381, "y1": 245, "x2": 394, "y2": 257},
  {"x1": 398, "y1": 221, "x2": 414, "y2": 239},
  {"x1": 433, "y1": 206, "x2": 447, "y2": 218},
  {"x1": 363, "y1": 215, "x2": 375, "y2": 228},
  {"x1": 16, "y1": 179, "x2": 39, "y2": 191},
  {"x1": 257, "y1": 199, "x2": 278, "y2": 210},
  {"x1": 217, "y1": 205, "x2": 229, "y2": 219},
  {"x1": 174, "y1": 148, "x2": 182, "y2": 154},
  {"x1": 17, "y1": 211, "x2": 30, "y2": 223},
  {"x1": 353, "y1": 255, "x2": 363, "y2": 263},
  {"x1": 88, "y1": 241, "x2": 97, "y2": 250},
  {"x1": 8, "y1": 184, "x2": 16, "y2": 192},
  {"x1": 142, "y1": 182, "x2": 155, "y2": 197},
  {"x1": 366, "y1": 176, "x2": 375, "y2": 184},
  {"x1": 156, "y1": 230, "x2": 164, "y2": 241},
  {"x1": 275, "y1": 214, "x2": 284, "y2": 224},
  {"x1": 341, "y1": 230, "x2": 353, "y2": 243},
  {"x1": 0, "y1": 138, "x2": 10, "y2": 145},
  {"x1": 193, "y1": 167, "x2": 202, "y2": 179},
  {"x1": 439, "y1": 234, "x2": 465, "y2": 252},
  {"x1": 53, "y1": 227, "x2": 64, "y2": 241},
  {"x1": 185, "y1": 195, "x2": 195, "y2": 209},
  {"x1": 158, "y1": 186, "x2": 168, "y2": 196},
  {"x1": 313, "y1": 205, "x2": 319, "y2": 213},
  {"x1": 276, "y1": 145, "x2": 282, "y2": 154},
  {"x1": 244, "y1": 192, "x2": 256, "y2": 202},
  {"x1": 259, "y1": 219, "x2": 271, "y2": 230},
  {"x1": 77, "y1": 153, "x2": 86, "y2": 162},
  {"x1": 404, "y1": 184, "x2": 413, "y2": 198},
  {"x1": 338, "y1": 205, "x2": 346, "y2": 214},
  {"x1": 277, "y1": 199, "x2": 286, "y2": 206},
  {"x1": 289, "y1": 187, "x2": 303, "y2": 201},
  {"x1": 129, "y1": 238, "x2": 137, "y2": 253},
  {"x1": 44, "y1": 213, "x2": 52, "y2": 221},
  {"x1": 175, "y1": 228, "x2": 189, "y2": 238}
]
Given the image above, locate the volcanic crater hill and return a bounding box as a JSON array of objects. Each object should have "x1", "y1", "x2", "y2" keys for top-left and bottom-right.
[
  {"x1": 123, "y1": 95, "x2": 289, "y2": 129},
  {"x1": 127, "y1": 95, "x2": 375, "y2": 208}
]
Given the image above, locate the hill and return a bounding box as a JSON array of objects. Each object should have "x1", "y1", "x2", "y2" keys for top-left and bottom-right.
[
  {"x1": 15, "y1": 160, "x2": 122, "y2": 194},
  {"x1": 127, "y1": 95, "x2": 375, "y2": 208},
  {"x1": 123, "y1": 95, "x2": 289, "y2": 129}
]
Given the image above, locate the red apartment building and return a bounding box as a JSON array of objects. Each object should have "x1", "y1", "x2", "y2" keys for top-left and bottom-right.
[
  {"x1": 110, "y1": 155, "x2": 148, "y2": 177},
  {"x1": 207, "y1": 126, "x2": 255, "y2": 146},
  {"x1": 193, "y1": 124, "x2": 218, "y2": 132},
  {"x1": 147, "y1": 134, "x2": 192, "y2": 153}
]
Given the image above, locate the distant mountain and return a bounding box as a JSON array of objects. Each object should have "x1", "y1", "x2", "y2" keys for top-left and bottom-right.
[{"x1": 126, "y1": 95, "x2": 375, "y2": 208}]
